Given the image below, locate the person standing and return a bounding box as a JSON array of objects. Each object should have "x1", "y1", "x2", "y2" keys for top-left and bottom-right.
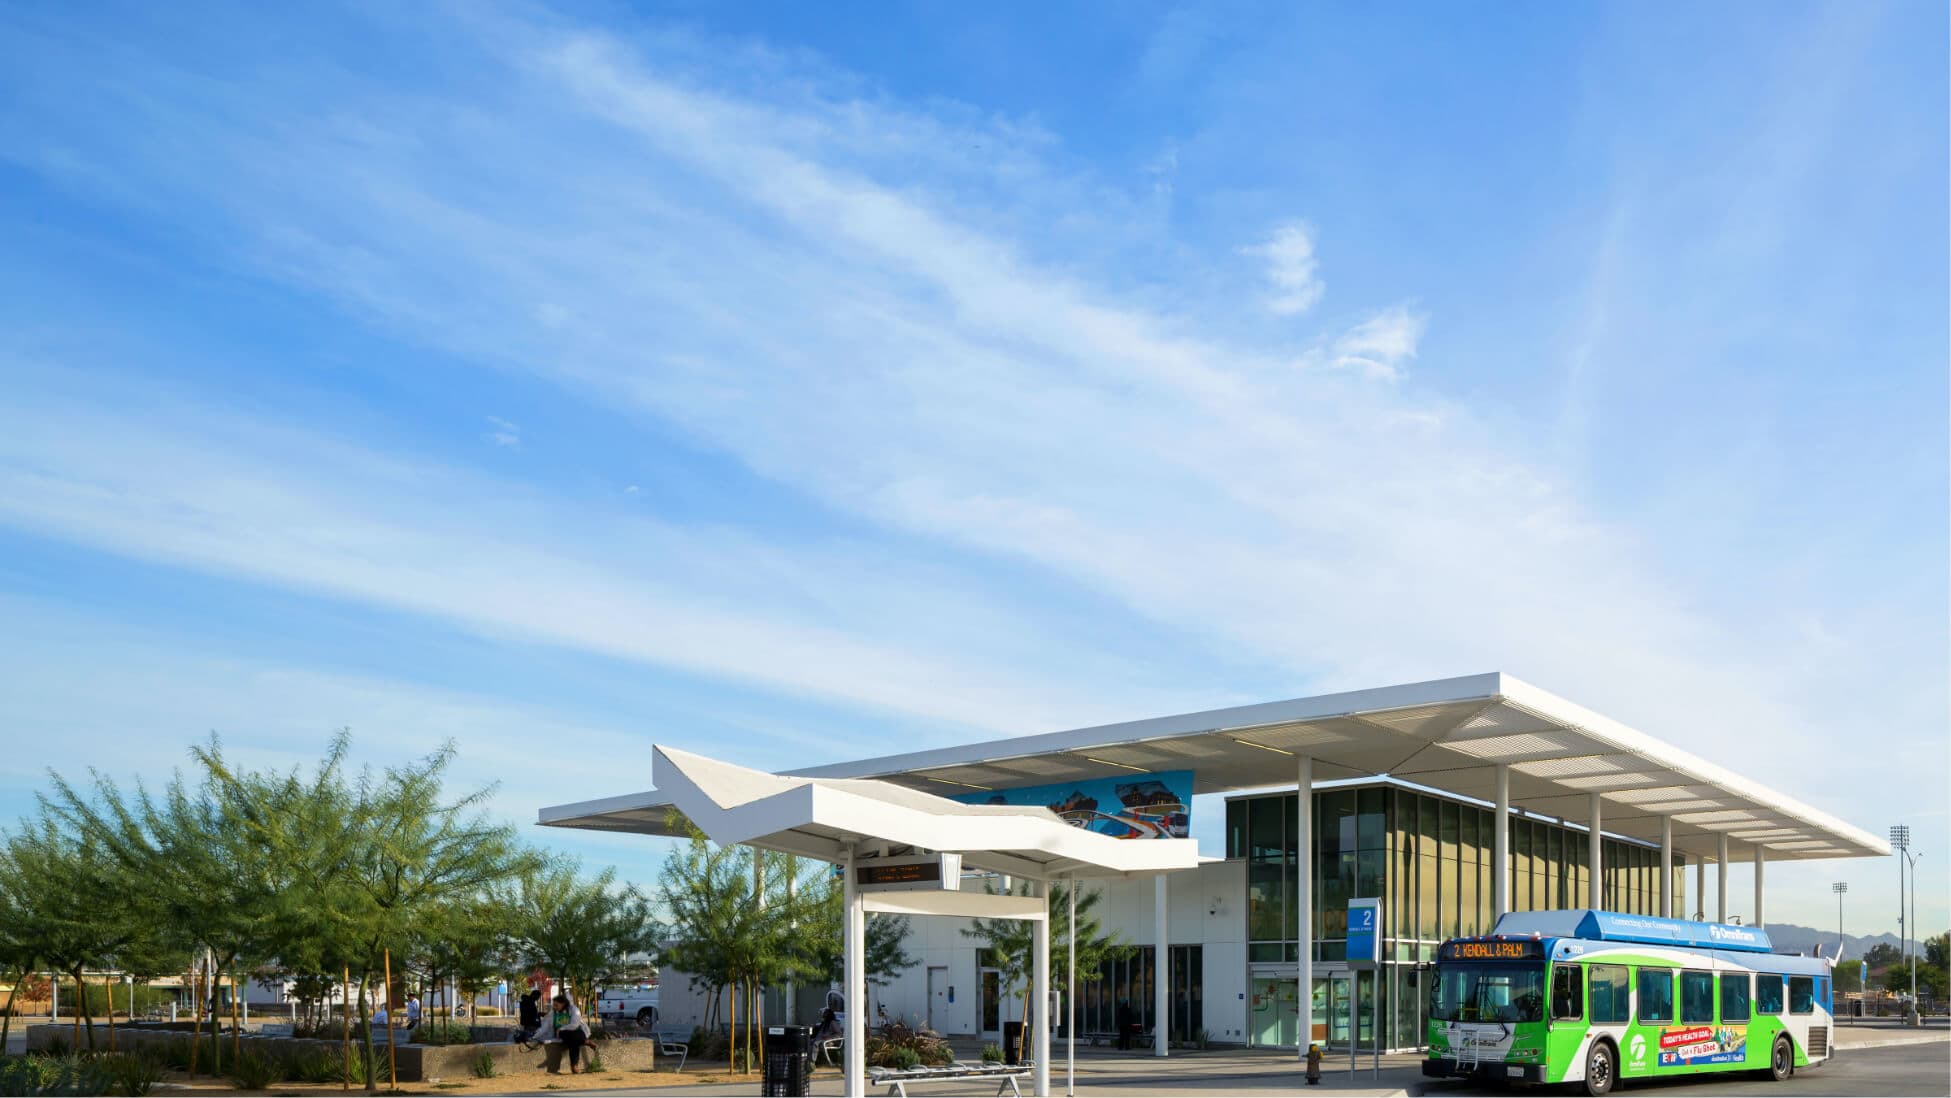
[
  {"x1": 516, "y1": 989, "x2": 544, "y2": 1046},
  {"x1": 1115, "y1": 998, "x2": 1134, "y2": 1051},
  {"x1": 405, "y1": 994, "x2": 421, "y2": 1033}
]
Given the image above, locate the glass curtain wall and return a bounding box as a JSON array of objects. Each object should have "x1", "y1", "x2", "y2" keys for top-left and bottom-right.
[
  {"x1": 1073, "y1": 945, "x2": 1204, "y2": 1042},
  {"x1": 1228, "y1": 785, "x2": 1691, "y2": 965}
]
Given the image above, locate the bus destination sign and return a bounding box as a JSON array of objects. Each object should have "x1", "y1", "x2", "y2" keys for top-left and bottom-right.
[{"x1": 1439, "y1": 940, "x2": 1545, "y2": 961}]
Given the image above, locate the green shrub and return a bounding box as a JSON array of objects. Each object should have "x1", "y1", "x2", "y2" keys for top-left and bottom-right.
[
  {"x1": 280, "y1": 1048, "x2": 347, "y2": 1084},
  {"x1": 470, "y1": 1051, "x2": 498, "y2": 1079},
  {"x1": 226, "y1": 1049, "x2": 279, "y2": 1090},
  {"x1": 0, "y1": 1052, "x2": 113, "y2": 1096},
  {"x1": 980, "y1": 1043, "x2": 1003, "y2": 1064},
  {"x1": 151, "y1": 1039, "x2": 193, "y2": 1072},
  {"x1": 863, "y1": 1033, "x2": 949, "y2": 1069},
  {"x1": 104, "y1": 1052, "x2": 165, "y2": 1096},
  {"x1": 584, "y1": 1048, "x2": 605, "y2": 1073},
  {"x1": 412, "y1": 1022, "x2": 473, "y2": 1046}
]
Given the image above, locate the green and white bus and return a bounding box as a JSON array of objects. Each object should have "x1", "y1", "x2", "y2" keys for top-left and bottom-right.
[{"x1": 1424, "y1": 910, "x2": 1834, "y2": 1095}]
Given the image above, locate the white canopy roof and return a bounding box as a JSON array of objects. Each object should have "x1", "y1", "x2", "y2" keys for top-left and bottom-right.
[
  {"x1": 539, "y1": 673, "x2": 1886, "y2": 864},
  {"x1": 539, "y1": 744, "x2": 1200, "y2": 880},
  {"x1": 787, "y1": 673, "x2": 1886, "y2": 862}
]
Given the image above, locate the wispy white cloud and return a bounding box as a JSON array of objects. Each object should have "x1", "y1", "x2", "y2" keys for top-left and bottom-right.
[
  {"x1": 484, "y1": 415, "x2": 521, "y2": 447},
  {"x1": 0, "y1": 5, "x2": 1938, "y2": 927},
  {"x1": 1324, "y1": 304, "x2": 1427, "y2": 381},
  {"x1": 1242, "y1": 222, "x2": 1325, "y2": 316}
]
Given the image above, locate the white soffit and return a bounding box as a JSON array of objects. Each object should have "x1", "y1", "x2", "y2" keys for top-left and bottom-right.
[
  {"x1": 778, "y1": 673, "x2": 1887, "y2": 862},
  {"x1": 537, "y1": 673, "x2": 1887, "y2": 865}
]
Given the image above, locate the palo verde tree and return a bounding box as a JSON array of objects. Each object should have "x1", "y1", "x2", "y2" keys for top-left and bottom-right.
[
  {"x1": 654, "y1": 825, "x2": 820, "y2": 1072},
  {"x1": 0, "y1": 809, "x2": 149, "y2": 1052},
  {"x1": 53, "y1": 745, "x2": 269, "y2": 1070},
  {"x1": 407, "y1": 893, "x2": 509, "y2": 1020},
  {"x1": 962, "y1": 879, "x2": 1128, "y2": 1037},
  {"x1": 325, "y1": 743, "x2": 536, "y2": 1091},
  {"x1": 503, "y1": 858, "x2": 656, "y2": 1009}
]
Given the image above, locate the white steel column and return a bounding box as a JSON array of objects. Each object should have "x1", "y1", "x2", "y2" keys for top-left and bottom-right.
[
  {"x1": 1033, "y1": 881, "x2": 1051, "y2": 1097},
  {"x1": 754, "y1": 851, "x2": 765, "y2": 1034},
  {"x1": 1296, "y1": 755, "x2": 1313, "y2": 1059},
  {"x1": 1659, "y1": 817, "x2": 1673, "y2": 918},
  {"x1": 1153, "y1": 874, "x2": 1169, "y2": 1057},
  {"x1": 1717, "y1": 835, "x2": 1729, "y2": 923},
  {"x1": 1493, "y1": 764, "x2": 1510, "y2": 917},
  {"x1": 1753, "y1": 845, "x2": 1765, "y2": 928},
  {"x1": 843, "y1": 848, "x2": 865, "y2": 1098},
  {"x1": 1066, "y1": 879, "x2": 1076, "y2": 1098},
  {"x1": 1695, "y1": 858, "x2": 1706, "y2": 920},
  {"x1": 1587, "y1": 793, "x2": 1603, "y2": 909},
  {"x1": 785, "y1": 860, "x2": 797, "y2": 1022}
]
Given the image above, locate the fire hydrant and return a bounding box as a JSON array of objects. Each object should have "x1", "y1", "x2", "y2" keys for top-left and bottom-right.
[{"x1": 1305, "y1": 1041, "x2": 1323, "y2": 1085}]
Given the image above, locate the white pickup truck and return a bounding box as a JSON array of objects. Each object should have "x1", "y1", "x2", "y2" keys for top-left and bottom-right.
[{"x1": 595, "y1": 985, "x2": 660, "y2": 1026}]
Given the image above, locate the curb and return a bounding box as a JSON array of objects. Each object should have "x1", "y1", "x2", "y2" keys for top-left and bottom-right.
[{"x1": 1833, "y1": 1033, "x2": 1951, "y2": 1051}]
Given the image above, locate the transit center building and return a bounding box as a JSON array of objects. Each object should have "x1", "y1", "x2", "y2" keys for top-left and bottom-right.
[{"x1": 540, "y1": 672, "x2": 1887, "y2": 1055}]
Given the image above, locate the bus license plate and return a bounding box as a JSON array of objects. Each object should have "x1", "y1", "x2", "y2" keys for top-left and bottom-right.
[{"x1": 1507, "y1": 1067, "x2": 1524, "y2": 1078}]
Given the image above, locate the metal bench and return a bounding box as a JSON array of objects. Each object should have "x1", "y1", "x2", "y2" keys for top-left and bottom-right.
[
  {"x1": 651, "y1": 1029, "x2": 689, "y2": 1072},
  {"x1": 817, "y1": 1036, "x2": 845, "y2": 1067},
  {"x1": 868, "y1": 1062, "x2": 1031, "y2": 1097}
]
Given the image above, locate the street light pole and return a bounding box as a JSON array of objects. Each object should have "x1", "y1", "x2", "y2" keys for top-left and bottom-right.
[
  {"x1": 1832, "y1": 881, "x2": 1847, "y2": 955},
  {"x1": 1890, "y1": 825, "x2": 1917, "y2": 1026}
]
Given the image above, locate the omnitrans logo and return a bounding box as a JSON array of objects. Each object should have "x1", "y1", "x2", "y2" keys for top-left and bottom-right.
[
  {"x1": 1629, "y1": 1035, "x2": 1647, "y2": 1065},
  {"x1": 1706, "y1": 925, "x2": 1760, "y2": 944}
]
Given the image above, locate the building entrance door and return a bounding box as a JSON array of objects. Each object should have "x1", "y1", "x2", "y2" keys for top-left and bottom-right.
[
  {"x1": 926, "y1": 967, "x2": 948, "y2": 1033},
  {"x1": 978, "y1": 968, "x2": 1001, "y2": 1041},
  {"x1": 1247, "y1": 975, "x2": 1297, "y2": 1048}
]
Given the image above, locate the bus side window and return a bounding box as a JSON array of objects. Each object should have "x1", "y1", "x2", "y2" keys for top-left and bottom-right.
[
  {"x1": 1719, "y1": 973, "x2": 1750, "y2": 1023},
  {"x1": 1789, "y1": 976, "x2": 1814, "y2": 1015},
  {"x1": 1756, "y1": 974, "x2": 1784, "y2": 1013},
  {"x1": 1637, "y1": 968, "x2": 1674, "y2": 1024},
  {"x1": 1589, "y1": 964, "x2": 1629, "y2": 1024},
  {"x1": 1680, "y1": 970, "x2": 1715, "y2": 1025},
  {"x1": 1551, "y1": 963, "x2": 1583, "y2": 1021}
]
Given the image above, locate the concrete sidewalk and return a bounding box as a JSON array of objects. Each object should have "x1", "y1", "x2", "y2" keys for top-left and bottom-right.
[{"x1": 1832, "y1": 1020, "x2": 1951, "y2": 1051}]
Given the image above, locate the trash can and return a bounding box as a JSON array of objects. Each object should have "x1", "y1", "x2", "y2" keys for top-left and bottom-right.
[
  {"x1": 1002, "y1": 1021, "x2": 1025, "y2": 1065},
  {"x1": 763, "y1": 1025, "x2": 813, "y2": 1097}
]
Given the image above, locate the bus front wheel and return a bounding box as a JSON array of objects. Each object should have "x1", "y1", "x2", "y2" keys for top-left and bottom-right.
[
  {"x1": 1582, "y1": 1039, "x2": 1617, "y2": 1097},
  {"x1": 1766, "y1": 1037, "x2": 1792, "y2": 1081}
]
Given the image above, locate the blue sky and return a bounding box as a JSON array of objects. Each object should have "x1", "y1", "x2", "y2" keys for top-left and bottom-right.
[{"x1": 0, "y1": 0, "x2": 1944, "y2": 935}]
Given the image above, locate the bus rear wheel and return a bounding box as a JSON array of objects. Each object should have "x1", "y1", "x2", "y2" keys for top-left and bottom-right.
[
  {"x1": 1582, "y1": 1039, "x2": 1617, "y2": 1097},
  {"x1": 1766, "y1": 1036, "x2": 1792, "y2": 1081}
]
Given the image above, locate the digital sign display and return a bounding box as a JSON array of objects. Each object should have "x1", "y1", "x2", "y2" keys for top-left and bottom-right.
[
  {"x1": 852, "y1": 853, "x2": 961, "y2": 893},
  {"x1": 1439, "y1": 940, "x2": 1545, "y2": 961},
  {"x1": 855, "y1": 862, "x2": 942, "y2": 887}
]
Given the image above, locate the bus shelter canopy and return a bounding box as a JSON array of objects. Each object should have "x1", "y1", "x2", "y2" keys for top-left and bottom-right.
[{"x1": 540, "y1": 744, "x2": 1200, "y2": 881}]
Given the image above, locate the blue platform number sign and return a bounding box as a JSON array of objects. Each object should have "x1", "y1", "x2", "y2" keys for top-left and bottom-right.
[{"x1": 1346, "y1": 897, "x2": 1381, "y2": 965}]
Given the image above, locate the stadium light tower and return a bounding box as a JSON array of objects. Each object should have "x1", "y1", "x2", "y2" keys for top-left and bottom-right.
[
  {"x1": 1890, "y1": 825, "x2": 1918, "y2": 1025},
  {"x1": 1832, "y1": 881, "x2": 1847, "y2": 957}
]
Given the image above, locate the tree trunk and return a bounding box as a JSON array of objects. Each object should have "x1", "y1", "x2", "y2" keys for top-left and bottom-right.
[
  {"x1": 188, "y1": 966, "x2": 202, "y2": 1077},
  {"x1": 71, "y1": 968, "x2": 95, "y2": 1051},
  {"x1": 210, "y1": 961, "x2": 224, "y2": 1074},
  {"x1": 105, "y1": 974, "x2": 116, "y2": 1051},
  {"x1": 359, "y1": 971, "x2": 376, "y2": 1096},
  {"x1": 0, "y1": 967, "x2": 21, "y2": 1053},
  {"x1": 231, "y1": 967, "x2": 242, "y2": 1061}
]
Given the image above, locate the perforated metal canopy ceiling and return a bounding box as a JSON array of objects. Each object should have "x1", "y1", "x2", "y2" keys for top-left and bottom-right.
[{"x1": 542, "y1": 673, "x2": 1888, "y2": 863}]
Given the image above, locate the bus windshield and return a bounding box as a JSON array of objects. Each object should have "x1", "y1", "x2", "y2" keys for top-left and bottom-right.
[{"x1": 1430, "y1": 963, "x2": 1545, "y2": 1023}]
